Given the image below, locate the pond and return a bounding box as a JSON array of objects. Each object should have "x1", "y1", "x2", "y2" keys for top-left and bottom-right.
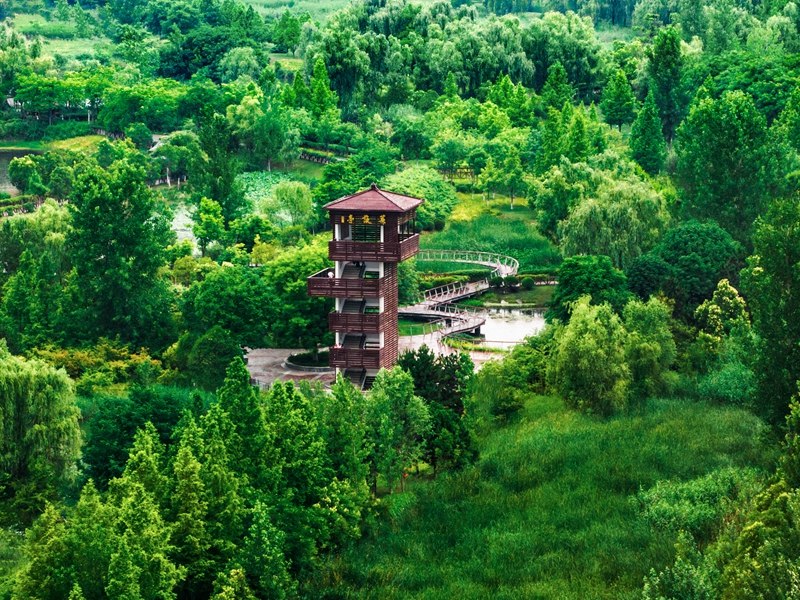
[
  {"x1": 0, "y1": 149, "x2": 41, "y2": 196},
  {"x1": 478, "y1": 307, "x2": 546, "y2": 350}
]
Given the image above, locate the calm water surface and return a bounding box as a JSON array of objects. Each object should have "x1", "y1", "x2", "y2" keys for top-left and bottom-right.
[{"x1": 480, "y1": 307, "x2": 546, "y2": 349}]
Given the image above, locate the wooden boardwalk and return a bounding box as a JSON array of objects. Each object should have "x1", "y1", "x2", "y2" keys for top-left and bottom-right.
[{"x1": 399, "y1": 250, "x2": 520, "y2": 348}]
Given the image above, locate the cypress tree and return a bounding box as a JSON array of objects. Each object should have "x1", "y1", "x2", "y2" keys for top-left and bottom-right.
[
  {"x1": 66, "y1": 481, "x2": 117, "y2": 599},
  {"x1": 541, "y1": 62, "x2": 573, "y2": 109},
  {"x1": 0, "y1": 249, "x2": 37, "y2": 353},
  {"x1": 216, "y1": 357, "x2": 276, "y2": 492},
  {"x1": 240, "y1": 501, "x2": 295, "y2": 599},
  {"x1": 120, "y1": 422, "x2": 169, "y2": 508},
  {"x1": 630, "y1": 90, "x2": 666, "y2": 175},
  {"x1": 170, "y1": 438, "x2": 212, "y2": 598},
  {"x1": 600, "y1": 70, "x2": 636, "y2": 131},
  {"x1": 199, "y1": 403, "x2": 246, "y2": 550},
  {"x1": 310, "y1": 58, "x2": 337, "y2": 118}
]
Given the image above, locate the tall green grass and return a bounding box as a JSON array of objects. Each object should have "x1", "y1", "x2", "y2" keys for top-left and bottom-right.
[
  {"x1": 312, "y1": 396, "x2": 776, "y2": 599},
  {"x1": 420, "y1": 214, "x2": 561, "y2": 272}
]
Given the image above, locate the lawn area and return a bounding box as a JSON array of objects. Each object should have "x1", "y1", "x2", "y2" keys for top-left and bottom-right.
[
  {"x1": 270, "y1": 52, "x2": 303, "y2": 71},
  {"x1": 284, "y1": 158, "x2": 326, "y2": 182},
  {"x1": 315, "y1": 395, "x2": 776, "y2": 599},
  {"x1": 0, "y1": 140, "x2": 44, "y2": 151},
  {"x1": 48, "y1": 135, "x2": 105, "y2": 154}
]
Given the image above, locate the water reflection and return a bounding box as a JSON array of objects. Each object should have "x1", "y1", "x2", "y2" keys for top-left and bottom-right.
[{"x1": 479, "y1": 307, "x2": 546, "y2": 349}]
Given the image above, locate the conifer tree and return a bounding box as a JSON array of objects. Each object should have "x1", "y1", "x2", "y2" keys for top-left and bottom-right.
[
  {"x1": 630, "y1": 90, "x2": 666, "y2": 175},
  {"x1": 105, "y1": 537, "x2": 143, "y2": 600},
  {"x1": 443, "y1": 71, "x2": 459, "y2": 100},
  {"x1": 66, "y1": 481, "x2": 117, "y2": 599},
  {"x1": 199, "y1": 403, "x2": 247, "y2": 565},
  {"x1": 476, "y1": 155, "x2": 502, "y2": 205},
  {"x1": 216, "y1": 357, "x2": 276, "y2": 492},
  {"x1": 264, "y1": 381, "x2": 331, "y2": 571},
  {"x1": 291, "y1": 72, "x2": 311, "y2": 110},
  {"x1": 120, "y1": 422, "x2": 169, "y2": 508},
  {"x1": 600, "y1": 70, "x2": 636, "y2": 131},
  {"x1": 239, "y1": 502, "x2": 295, "y2": 599},
  {"x1": 541, "y1": 62, "x2": 573, "y2": 109},
  {"x1": 0, "y1": 249, "x2": 37, "y2": 353},
  {"x1": 502, "y1": 147, "x2": 525, "y2": 210},
  {"x1": 647, "y1": 26, "x2": 684, "y2": 142},
  {"x1": 67, "y1": 583, "x2": 86, "y2": 600},
  {"x1": 322, "y1": 375, "x2": 372, "y2": 484},
  {"x1": 12, "y1": 504, "x2": 71, "y2": 599},
  {"x1": 565, "y1": 109, "x2": 591, "y2": 163},
  {"x1": 535, "y1": 107, "x2": 568, "y2": 174},
  {"x1": 170, "y1": 438, "x2": 211, "y2": 597},
  {"x1": 366, "y1": 368, "x2": 431, "y2": 494},
  {"x1": 113, "y1": 482, "x2": 184, "y2": 600},
  {"x1": 211, "y1": 568, "x2": 256, "y2": 600},
  {"x1": 310, "y1": 59, "x2": 337, "y2": 118}
]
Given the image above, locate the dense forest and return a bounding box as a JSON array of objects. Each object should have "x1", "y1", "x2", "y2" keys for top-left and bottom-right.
[{"x1": 1, "y1": 0, "x2": 800, "y2": 598}]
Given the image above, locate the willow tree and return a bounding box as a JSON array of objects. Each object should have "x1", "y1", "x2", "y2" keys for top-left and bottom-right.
[{"x1": 0, "y1": 343, "x2": 81, "y2": 523}]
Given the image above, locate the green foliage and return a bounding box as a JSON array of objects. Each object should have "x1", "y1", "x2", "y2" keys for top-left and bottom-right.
[
  {"x1": 382, "y1": 165, "x2": 457, "y2": 230},
  {"x1": 655, "y1": 220, "x2": 743, "y2": 319},
  {"x1": 193, "y1": 197, "x2": 225, "y2": 256},
  {"x1": 547, "y1": 255, "x2": 630, "y2": 323},
  {"x1": 65, "y1": 156, "x2": 174, "y2": 350},
  {"x1": 186, "y1": 328, "x2": 242, "y2": 392},
  {"x1": 635, "y1": 467, "x2": 761, "y2": 544},
  {"x1": 124, "y1": 122, "x2": 153, "y2": 150},
  {"x1": 182, "y1": 264, "x2": 275, "y2": 348},
  {"x1": 648, "y1": 26, "x2": 685, "y2": 142},
  {"x1": 321, "y1": 396, "x2": 772, "y2": 599},
  {"x1": 366, "y1": 368, "x2": 431, "y2": 494},
  {"x1": 559, "y1": 177, "x2": 670, "y2": 269},
  {"x1": 0, "y1": 342, "x2": 81, "y2": 526},
  {"x1": 550, "y1": 296, "x2": 630, "y2": 415},
  {"x1": 397, "y1": 346, "x2": 476, "y2": 474},
  {"x1": 630, "y1": 89, "x2": 666, "y2": 175},
  {"x1": 676, "y1": 89, "x2": 787, "y2": 244},
  {"x1": 274, "y1": 180, "x2": 312, "y2": 226},
  {"x1": 624, "y1": 297, "x2": 677, "y2": 403},
  {"x1": 83, "y1": 386, "x2": 198, "y2": 490},
  {"x1": 741, "y1": 198, "x2": 800, "y2": 424},
  {"x1": 601, "y1": 69, "x2": 636, "y2": 130}
]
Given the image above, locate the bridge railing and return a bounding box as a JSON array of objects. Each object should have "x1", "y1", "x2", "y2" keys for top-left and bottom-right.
[{"x1": 417, "y1": 249, "x2": 518, "y2": 305}]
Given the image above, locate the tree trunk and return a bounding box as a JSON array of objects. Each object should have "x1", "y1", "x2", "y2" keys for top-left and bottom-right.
[{"x1": 510, "y1": 193, "x2": 514, "y2": 210}]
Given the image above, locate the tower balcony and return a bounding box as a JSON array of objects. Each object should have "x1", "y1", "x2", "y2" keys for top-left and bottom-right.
[
  {"x1": 328, "y1": 309, "x2": 390, "y2": 334},
  {"x1": 330, "y1": 334, "x2": 387, "y2": 369},
  {"x1": 307, "y1": 267, "x2": 391, "y2": 299},
  {"x1": 329, "y1": 347, "x2": 387, "y2": 370},
  {"x1": 328, "y1": 234, "x2": 419, "y2": 263}
]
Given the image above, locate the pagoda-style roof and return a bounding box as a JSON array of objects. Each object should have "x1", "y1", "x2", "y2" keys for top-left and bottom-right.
[{"x1": 323, "y1": 184, "x2": 424, "y2": 213}]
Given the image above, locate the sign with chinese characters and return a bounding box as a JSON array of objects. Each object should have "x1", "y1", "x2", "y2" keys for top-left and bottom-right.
[{"x1": 339, "y1": 214, "x2": 387, "y2": 225}]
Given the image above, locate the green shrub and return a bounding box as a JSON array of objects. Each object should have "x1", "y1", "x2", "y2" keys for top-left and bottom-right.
[
  {"x1": 634, "y1": 467, "x2": 761, "y2": 544},
  {"x1": 19, "y1": 22, "x2": 78, "y2": 39},
  {"x1": 521, "y1": 276, "x2": 535, "y2": 290},
  {"x1": 41, "y1": 121, "x2": 92, "y2": 141},
  {"x1": 504, "y1": 275, "x2": 519, "y2": 287}
]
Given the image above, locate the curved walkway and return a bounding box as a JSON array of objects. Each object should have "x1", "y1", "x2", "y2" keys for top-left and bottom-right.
[{"x1": 399, "y1": 250, "x2": 520, "y2": 353}]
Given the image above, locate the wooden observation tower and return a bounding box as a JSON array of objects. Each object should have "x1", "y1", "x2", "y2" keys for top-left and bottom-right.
[{"x1": 307, "y1": 184, "x2": 424, "y2": 389}]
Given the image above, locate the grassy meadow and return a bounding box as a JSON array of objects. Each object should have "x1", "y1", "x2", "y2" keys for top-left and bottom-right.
[
  {"x1": 420, "y1": 192, "x2": 560, "y2": 273},
  {"x1": 313, "y1": 395, "x2": 776, "y2": 599}
]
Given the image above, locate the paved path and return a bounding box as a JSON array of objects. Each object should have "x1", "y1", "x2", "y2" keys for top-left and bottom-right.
[{"x1": 245, "y1": 348, "x2": 335, "y2": 390}]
